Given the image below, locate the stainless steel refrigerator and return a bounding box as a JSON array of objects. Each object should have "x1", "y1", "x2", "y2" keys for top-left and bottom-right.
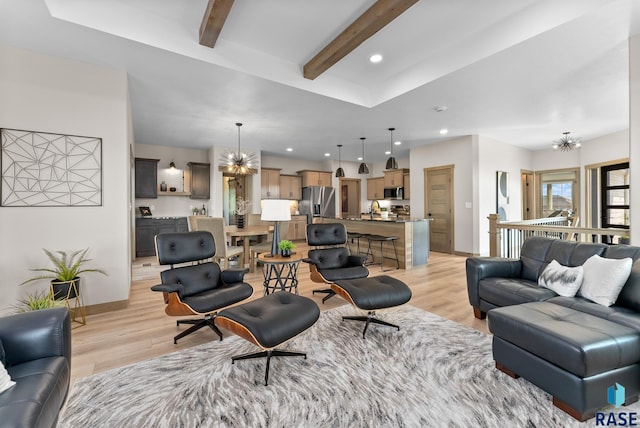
[{"x1": 299, "y1": 186, "x2": 335, "y2": 222}]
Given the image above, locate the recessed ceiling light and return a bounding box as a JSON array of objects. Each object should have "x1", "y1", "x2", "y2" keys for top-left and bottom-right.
[
  {"x1": 394, "y1": 141, "x2": 402, "y2": 146},
  {"x1": 440, "y1": 128, "x2": 448, "y2": 135},
  {"x1": 434, "y1": 106, "x2": 448, "y2": 112},
  {"x1": 324, "y1": 153, "x2": 330, "y2": 157},
  {"x1": 385, "y1": 151, "x2": 391, "y2": 155},
  {"x1": 357, "y1": 157, "x2": 363, "y2": 161},
  {"x1": 369, "y1": 54, "x2": 383, "y2": 63},
  {"x1": 286, "y1": 148, "x2": 293, "y2": 152}
]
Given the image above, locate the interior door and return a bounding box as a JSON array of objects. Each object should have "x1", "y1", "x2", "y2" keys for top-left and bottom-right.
[
  {"x1": 425, "y1": 166, "x2": 454, "y2": 253},
  {"x1": 340, "y1": 178, "x2": 361, "y2": 218},
  {"x1": 521, "y1": 170, "x2": 534, "y2": 220}
]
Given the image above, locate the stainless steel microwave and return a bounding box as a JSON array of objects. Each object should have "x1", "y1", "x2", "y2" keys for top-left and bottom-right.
[{"x1": 384, "y1": 187, "x2": 404, "y2": 200}]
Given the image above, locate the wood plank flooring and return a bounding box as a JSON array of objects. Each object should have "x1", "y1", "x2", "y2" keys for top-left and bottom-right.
[{"x1": 69, "y1": 246, "x2": 488, "y2": 385}]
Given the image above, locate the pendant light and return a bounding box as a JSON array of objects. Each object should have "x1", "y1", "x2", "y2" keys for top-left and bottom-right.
[
  {"x1": 335, "y1": 144, "x2": 345, "y2": 177},
  {"x1": 385, "y1": 127, "x2": 398, "y2": 170},
  {"x1": 358, "y1": 137, "x2": 369, "y2": 175},
  {"x1": 218, "y1": 122, "x2": 259, "y2": 175}
]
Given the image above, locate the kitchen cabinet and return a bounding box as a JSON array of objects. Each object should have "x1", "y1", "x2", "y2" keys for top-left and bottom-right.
[
  {"x1": 261, "y1": 168, "x2": 281, "y2": 198},
  {"x1": 367, "y1": 177, "x2": 384, "y2": 200},
  {"x1": 384, "y1": 169, "x2": 409, "y2": 188},
  {"x1": 188, "y1": 162, "x2": 210, "y2": 199},
  {"x1": 403, "y1": 173, "x2": 410, "y2": 200},
  {"x1": 288, "y1": 215, "x2": 308, "y2": 241},
  {"x1": 135, "y1": 217, "x2": 188, "y2": 257},
  {"x1": 280, "y1": 175, "x2": 302, "y2": 200},
  {"x1": 135, "y1": 158, "x2": 159, "y2": 198},
  {"x1": 297, "y1": 170, "x2": 332, "y2": 187}
]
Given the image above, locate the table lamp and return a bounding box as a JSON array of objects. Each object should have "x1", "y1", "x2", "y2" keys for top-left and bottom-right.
[{"x1": 260, "y1": 199, "x2": 291, "y2": 257}]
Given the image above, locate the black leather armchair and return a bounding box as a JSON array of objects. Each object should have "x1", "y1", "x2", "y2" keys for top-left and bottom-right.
[
  {"x1": 152, "y1": 231, "x2": 254, "y2": 344},
  {"x1": 303, "y1": 223, "x2": 369, "y2": 302},
  {"x1": 0, "y1": 307, "x2": 71, "y2": 428}
]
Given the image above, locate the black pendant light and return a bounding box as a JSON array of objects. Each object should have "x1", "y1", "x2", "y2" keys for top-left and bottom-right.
[
  {"x1": 385, "y1": 127, "x2": 398, "y2": 170},
  {"x1": 358, "y1": 137, "x2": 369, "y2": 174},
  {"x1": 335, "y1": 144, "x2": 345, "y2": 177}
]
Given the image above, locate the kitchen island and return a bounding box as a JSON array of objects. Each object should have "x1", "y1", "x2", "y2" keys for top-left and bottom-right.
[{"x1": 322, "y1": 218, "x2": 431, "y2": 269}]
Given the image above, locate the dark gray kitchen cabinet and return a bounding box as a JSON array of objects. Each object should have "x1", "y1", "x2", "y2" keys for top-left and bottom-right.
[
  {"x1": 135, "y1": 158, "x2": 159, "y2": 198},
  {"x1": 135, "y1": 217, "x2": 188, "y2": 257},
  {"x1": 189, "y1": 162, "x2": 210, "y2": 199}
]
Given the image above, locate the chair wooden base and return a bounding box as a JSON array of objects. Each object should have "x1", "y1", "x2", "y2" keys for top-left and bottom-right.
[
  {"x1": 342, "y1": 311, "x2": 400, "y2": 339},
  {"x1": 175, "y1": 314, "x2": 222, "y2": 344},
  {"x1": 232, "y1": 349, "x2": 307, "y2": 386}
]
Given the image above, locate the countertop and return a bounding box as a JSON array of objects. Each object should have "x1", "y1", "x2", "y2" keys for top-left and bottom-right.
[{"x1": 336, "y1": 217, "x2": 431, "y2": 223}]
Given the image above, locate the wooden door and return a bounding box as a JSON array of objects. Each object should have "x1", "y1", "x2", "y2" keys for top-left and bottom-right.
[
  {"x1": 521, "y1": 170, "x2": 534, "y2": 220},
  {"x1": 339, "y1": 178, "x2": 361, "y2": 218},
  {"x1": 425, "y1": 166, "x2": 454, "y2": 254}
]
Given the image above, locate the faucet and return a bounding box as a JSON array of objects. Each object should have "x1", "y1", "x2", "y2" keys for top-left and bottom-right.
[{"x1": 370, "y1": 200, "x2": 380, "y2": 219}]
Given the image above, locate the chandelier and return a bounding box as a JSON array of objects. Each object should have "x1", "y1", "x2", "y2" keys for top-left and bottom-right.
[
  {"x1": 552, "y1": 131, "x2": 581, "y2": 151},
  {"x1": 219, "y1": 123, "x2": 259, "y2": 175}
]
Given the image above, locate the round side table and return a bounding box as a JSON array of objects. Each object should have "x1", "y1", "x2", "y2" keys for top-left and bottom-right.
[{"x1": 257, "y1": 253, "x2": 303, "y2": 295}]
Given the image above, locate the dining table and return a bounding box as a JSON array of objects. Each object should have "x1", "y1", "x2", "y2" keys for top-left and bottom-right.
[{"x1": 225, "y1": 225, "x2": 273, "y2": 265}]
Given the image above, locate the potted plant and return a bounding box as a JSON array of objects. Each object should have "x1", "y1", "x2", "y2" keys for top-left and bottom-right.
[
  {"x1": 234, "y1": 197, "x2": 251, "y2": 229},
  {"x1": 21, "y1": 249, "x2": 107, "y2": 301},
  {"x1": 14, "y1": 289, "x2": 65, "y2": 313},
  {"x1": 278, "y1": 240, "x2": 295, "y2": 257}
]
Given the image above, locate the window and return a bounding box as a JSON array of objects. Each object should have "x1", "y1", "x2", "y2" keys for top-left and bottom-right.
[
  {"x1": 537, "y1": 169, "x2": 579, "y2": 218},
  {"x1": 600, "y1": 162, "x2": 629, "y2": 243}
]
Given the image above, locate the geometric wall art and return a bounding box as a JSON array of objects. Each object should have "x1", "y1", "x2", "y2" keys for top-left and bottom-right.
[
  {"x1": 1, "y1": 128, "x2": 102, "y2": 206},
  {"x1": 496, "y1": 171, "x2": 509, "y2": 221}
]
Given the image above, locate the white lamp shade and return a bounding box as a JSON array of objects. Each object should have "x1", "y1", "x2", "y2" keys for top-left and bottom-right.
[{"x1": 260, "y1": 199, "x2": 291, "y2": 221}]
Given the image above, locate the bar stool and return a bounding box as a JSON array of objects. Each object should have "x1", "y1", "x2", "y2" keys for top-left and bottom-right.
[
  {"x1": 365, "y1": 234, "x2": 400, "y2": 271},
  {"x1": 347, "y1": 232, "x2": 365, "y2": 255}
]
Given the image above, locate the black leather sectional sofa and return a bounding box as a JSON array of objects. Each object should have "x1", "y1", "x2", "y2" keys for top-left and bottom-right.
[
  {"x1": 466, "y1": 236, "x2": 640, "y2": 420},
  {"x1": 0, "y1": 307, "x2": 71, "y2": 427}
]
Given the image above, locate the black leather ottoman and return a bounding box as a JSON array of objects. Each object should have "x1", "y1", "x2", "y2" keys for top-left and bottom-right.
[
  {"x1": 332, "y1": 275, "x2": 412, "y2": 338},
  {"x1": 488, "y1": 302, "x2": 640, "y2": 420},
  {"x1": 215, "y1": 292, "x2": 320, "y2": 385}
]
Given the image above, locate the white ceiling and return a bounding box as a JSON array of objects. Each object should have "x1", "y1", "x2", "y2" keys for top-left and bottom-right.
[{"x1": 1, "y1": 0, "x2": 639, "y2": 163}]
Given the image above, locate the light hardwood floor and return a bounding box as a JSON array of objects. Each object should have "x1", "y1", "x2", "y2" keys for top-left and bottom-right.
[{"x1": 70, "y1": 246, "x2": 489, "y2": 385}]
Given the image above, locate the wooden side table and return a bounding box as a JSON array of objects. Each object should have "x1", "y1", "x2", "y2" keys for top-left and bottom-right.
[{"x1": 257, "y1": 253, "x2": 303, "y2": 295}]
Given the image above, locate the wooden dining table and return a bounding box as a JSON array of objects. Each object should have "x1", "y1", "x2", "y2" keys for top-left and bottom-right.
[{"x1": 225, "y1": 225, "x2": 272, "y2": 265}]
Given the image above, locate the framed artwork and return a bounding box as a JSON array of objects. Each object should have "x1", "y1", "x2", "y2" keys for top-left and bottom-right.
[
  {"x1": 138, "y1": 206, "x2": 152, "y2": 217},
  {"x1": 496, "y1": 171, "x2": 509, "y2": 221},
  {"x1": 1, "y1": 128, "x2": 102, "y2": 206}
]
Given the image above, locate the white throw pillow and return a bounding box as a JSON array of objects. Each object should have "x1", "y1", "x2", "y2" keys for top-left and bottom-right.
[
  {"x1": 538, "y1": 260, "x2": 584, "y2": 297},
  {"x1": 578, "y1": 254, "x2": 633, "y2": 306},
  {"x1": 0, "y1": 363, "x2": 15, "y2": 394}
]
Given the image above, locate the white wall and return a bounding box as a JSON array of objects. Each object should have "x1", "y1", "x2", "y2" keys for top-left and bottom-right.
[
  {"x1": 409, "y1": 136, "x2": 476, "y2": 254},
  {"x1": 134, "y1": 143, "x2": 210, "y2": 217},
  {"x1": 477, "y1": 136, "x2": 533, "y2": 254},
  {"x1": 0, "y1": 44, "x2": 130, "y2": 314},
  {"x1": 631, "y1": 34, "x2": 640, "y2": 245}
]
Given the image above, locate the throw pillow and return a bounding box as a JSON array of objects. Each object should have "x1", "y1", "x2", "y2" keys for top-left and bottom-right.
[
  {"x1": 578, "y1": 255, "x2": 633, "y2": 306},
  {"x1": 0, "y1": 362, "x2": 15, "y2": 395},
  {"x1": 538, "y1": 260, "x2": 584, "y2": 297}
]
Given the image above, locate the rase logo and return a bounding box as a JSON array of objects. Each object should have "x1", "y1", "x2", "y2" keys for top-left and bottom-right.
[{"x1": 595, "y1": 383, "x2": 638, "y2": 426}]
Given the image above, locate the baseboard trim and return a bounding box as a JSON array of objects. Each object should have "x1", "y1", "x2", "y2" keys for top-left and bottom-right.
[
  {"x1": 84, "y1": 300, "x2": 128, "y2": 315},
  {"x1": 454, "y1": 251, "x2": 478, "y2": 257}
]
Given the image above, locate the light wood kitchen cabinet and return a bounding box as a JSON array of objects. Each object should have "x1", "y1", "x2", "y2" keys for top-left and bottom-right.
[
  {"x1": 288, "y1": 215, "x2": 308, "y2": 241},
  {"x1": 403, "y1": 173, "x2": 410, "y2": 200},
  {"x1": 279, "y1": 175, "x2": 302, "y2": 200},
  {"x1": 297, "y1": 170, "x2": 332, "y2": 187},
  {"x1": 367, "y1": 177, "x2": 384, "y2": 200},
  {"x1": 261, "y1": 168, "x2": 281, "y2": 198},
  {"x1": 384, "y1": 168, "x2": 409, "y2": 187}
]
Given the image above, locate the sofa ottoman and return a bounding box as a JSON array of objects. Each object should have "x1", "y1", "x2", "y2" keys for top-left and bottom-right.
[{"x1": 489, "y1": 302, "x2": 640, "y2": 420}]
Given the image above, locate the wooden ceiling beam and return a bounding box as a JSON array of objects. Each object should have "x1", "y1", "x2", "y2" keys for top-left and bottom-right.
[
  {"x1": 199, "y1": 0, "x2": 235, "y2": 48},
  {"x1": 303, "y1": 0, "x2": 418, "y2": 80}
]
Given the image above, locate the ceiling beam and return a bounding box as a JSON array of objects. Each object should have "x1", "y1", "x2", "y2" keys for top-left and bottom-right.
[
  {"x1": 303, "y1": 0, "x2": 418, "y2": 80},
  {"x1": 199, "y1": 0, "x2": 234, "y2": 48}
]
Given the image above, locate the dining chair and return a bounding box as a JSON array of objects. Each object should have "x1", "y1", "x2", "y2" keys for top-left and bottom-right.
[{"x1": 193, "y1": 217, "x2": 244, "y2": 268}]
